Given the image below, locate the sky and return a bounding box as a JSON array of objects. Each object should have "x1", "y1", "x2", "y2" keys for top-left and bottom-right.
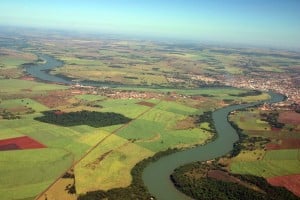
[{"x1": 0, "y1": 0, "x2": 299, "y2": 49}]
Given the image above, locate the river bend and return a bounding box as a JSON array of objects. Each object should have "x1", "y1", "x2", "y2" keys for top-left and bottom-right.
[{"x1": 142, "y1": 92, "x2": 284, "y2": 200}]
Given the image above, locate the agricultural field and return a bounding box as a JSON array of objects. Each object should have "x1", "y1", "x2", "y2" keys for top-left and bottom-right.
[
  {"x1": 0, "y1": 49, "x2": 36, "y2": 79},
  {"x1": 0, "y1": 57, "x2": 276, "y2": 200},
  {"x1": 229, "y1": 106, "x2": 300, "y2": 196},
  {"x1": 0, "y1": 29, "x2": 299, "y2": 200},
  {"x1": 1, "y1": 82, "x2": 230, "y2": 199},
  {"x1": 169, "y1": 104, "x2": 300, "y2": 200}
]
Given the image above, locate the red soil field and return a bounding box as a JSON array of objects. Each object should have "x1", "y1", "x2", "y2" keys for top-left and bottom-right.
[
  {"x1": 266, "y1": 138, "x2": 300, "y2": 150},
  {"x1": 33, "y1": 90, "x2": 73, "y2": 108},
  {"x1": 136, "y1": 101, "x2": 156, "y2": 107},
  {"x1": 207, "y1": 170, "x2": 239, "y2": 183},
  {"x1": 267, "y1": 174, "x2": 300, "y2": 197},
  {"x1": 278, "y1": 111, "x2": 300, "y2": 125},
  {"x1": 0, "y1": 136, "x2": 46, "y2": 151}
]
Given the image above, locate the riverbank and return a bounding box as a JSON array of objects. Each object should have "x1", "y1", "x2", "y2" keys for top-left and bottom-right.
[
  {"x1": 142, "y1": 92, "x2": 285, "y2": 200},
  {"x1": 170, "y1": 101, "x2": 300, "y2": 200}
]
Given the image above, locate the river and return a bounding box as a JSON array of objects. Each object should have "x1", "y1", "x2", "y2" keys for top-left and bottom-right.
[
  {"x1": 24, "y1": 54, "x2": 70, "y2": 84},
  {"x1": 142, "y1": 92, "x2": 285, "y2": 200},
  {"x1": 24, "y1": 54, "x2": 285, "y2": 200}
]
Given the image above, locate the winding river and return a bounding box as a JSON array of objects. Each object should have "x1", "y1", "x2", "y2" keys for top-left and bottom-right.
[
  {"x1": 24, "y1": 54, "x2": 70, "y2": 84},
  {"x1": 24, "y1": 54, "x2": 285, "y2": 200},
  {"x1": 142, "y1": 92, "x2": 285, "y2": 200}
]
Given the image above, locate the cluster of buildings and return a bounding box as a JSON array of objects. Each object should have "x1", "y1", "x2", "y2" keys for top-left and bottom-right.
[{"x1": 220, "y1": 72, "x2": 300, "y2": 104}]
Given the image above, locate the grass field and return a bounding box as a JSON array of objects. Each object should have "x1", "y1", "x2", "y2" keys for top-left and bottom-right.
[
  {"x1": 98, "y1": 98, "x2": 152, "y2": 119},
  {"x1": 0, "y1": 87, "x2": 230, "y2": 199},
  {"x1": 0, "y1": 34, "x2": 299, "y2": 200},
  {"x1": 229, "y1": 109, "x2": 270, "y2": 131},
  {"x1": 0, "y1": 50, "x2": 36, "y2": 68},
  {"x1": 75, "y1": 134, "x2": 154, "y2": 193},
  {"x1": 117, "y1": 100, "x2": 211, "y2": 151},
  {"x1": 0, "y1": 79, "x2": 68, "y2": 94},
  {"x1": 0, "y1": 104, "x2": 123, "y2": 199},
  {"x1": 73, "y1": 99, "x2": 212, "y2": 194},
  {"x1": 1, "y1": 98, "x2": 49, "y2": 112},
  {"x1": 230, "y1": 159, "x2": 300, "y2": 178},
  {"x1": 75, "y1": 94, "x2": 106, "y2": 101},
  {"x1": 230, "y1": 107, "x2": 300, "y2": 182},
  {"x1": 0, "y1": 148, "x2": 73, "y2": 200}
]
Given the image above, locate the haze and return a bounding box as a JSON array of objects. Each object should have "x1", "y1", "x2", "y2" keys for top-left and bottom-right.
[{"x1": 1, "y1": 0, "x2": 300, "y2": 49}]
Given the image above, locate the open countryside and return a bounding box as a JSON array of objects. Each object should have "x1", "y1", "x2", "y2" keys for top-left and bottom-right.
[{"x1": 0, "y1": 1, "x2": 300, "y2": 199}]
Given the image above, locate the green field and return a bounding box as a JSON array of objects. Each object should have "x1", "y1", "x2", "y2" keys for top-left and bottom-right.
[
  {"x1": 75, "y1": 134, "x2": 154, "y2": 193},
  {"x1": 229, "y1": 109, "x2": 271, "y2": 131},
  {"x1": 230, "y1": 107, "x2": 300, "y2": 179},
  {"x1": 1, "y1": 33, "x2": 298, "y2": 200},
  {"x1": 0, "y1": 148, "x2": 73, "y2": 200},
  {"x1": 0, "y1": 88, "x2": 214, "y2": 199},
  {"x1": 0, "y1": 79, "x2": 68, "y2": 94},
  {"x1": 0, "y1": 104, "x2": 125, "y2": 199},
  {"x1": 0, "y1": 86, "x2": 262, "y2": 199},
  {"x1": 98, "y1": 99, "x2": 152, "y2": 118},
  {"x1": 75, "y1": 94, "x2": 106, "y2": 101},
  {"x1": 74, "y1": 99, "x2": 212, "y2": 194},
  {"x1": 230, "y1": 159, "x2": 300, "y2": 178},
  {"x1": 1, "y1": 98, "x2": 49, "y2": 112}
]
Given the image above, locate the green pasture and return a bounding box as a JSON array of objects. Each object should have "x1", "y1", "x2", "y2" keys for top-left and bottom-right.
[
  {"x1": 60, "y1": 57, "x2": 106, "y2": 66},
  {"x1": 75, "y1": 94, "x2": 106, "y2": 101},
  {"x1": 0, "y1": 98, "x2": 48, "y2": 112},
  {"x1": 74, "y1": 134, "x2": 154, "y2": 193},
  {"x1": 66, "y1": 124, "x2": 98, "y2": 134},
  {"x1": 230, "y1": 159, "x2": 300, "y2": 178},
  {"x1": 0, "y1": 148, "x2": 73, "y2": 200},
  {"x1": 0, "y1": 113, "x2": 116, "y2": 199},
  {"x1": 138, "y1": 128, "x2": 211, "y2": 151},
  {"x1": 18, "y1": 126, "x2": 98, "y2": 160},
  {"x1": 0, "y1": 56, "x2": 32, "y2": 68},
  {"x1": 117, "y1": 101, "x2": 212, "y2": 152},
  {"x1": 155, "y1": 100, "x2": 199, "y2": 115},
  {"x1": 264, "y1": 149, "x2": 300, "y2": 160},
  {"x1": 229, "y1": 110, "x2": 270, "y2": 131},
  {"x1": 100, "y1": 124, "x2": 123, "y2": 132},
  {"x1": 118, "y1": 86, "x2": 245, "y2": 97},
  {"x1": 231, "y1": 149, "x2": 266, "y2": 162},
  {"x1": 98, "y1": 98, "x2": 151, "y2": 118},
  {"x1": 0, "y1": 125, "x2": 24, "y2": 140},
  {"x1": 0, "y1": 79, "x2": 68, "y2": 94},
  {"x1": 0, "y1": 181, "x2": 52, "y2": 200}
]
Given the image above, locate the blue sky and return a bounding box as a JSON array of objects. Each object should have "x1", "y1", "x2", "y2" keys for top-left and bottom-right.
[{"x1": 0, "y1": 0, "x2": 299, "y2": 49}]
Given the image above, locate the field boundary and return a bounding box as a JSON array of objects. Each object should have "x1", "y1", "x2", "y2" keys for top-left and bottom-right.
[{"x1": 34, "y1": 100, "x2": 161, "y2": 200}]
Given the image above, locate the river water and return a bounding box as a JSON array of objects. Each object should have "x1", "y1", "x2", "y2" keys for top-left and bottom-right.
[
  {"x1": 24, "y1": 54, "x2": 70, "y2": 84},
  {"x1": 24, "y1": 54, "x2": 285, "y2": 200},
  {"x1": 142, "y1": 92, "x2": 285, "y2": 200}
]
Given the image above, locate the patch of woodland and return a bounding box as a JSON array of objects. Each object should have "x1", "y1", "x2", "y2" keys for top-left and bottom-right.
[{"x1": 35, "y1": 110, "x2": 131, "y2": 127}]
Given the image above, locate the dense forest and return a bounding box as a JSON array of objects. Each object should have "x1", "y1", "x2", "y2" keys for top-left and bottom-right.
[
  {"x1": 171, "y1": 161, "x2": 299, "y2": 200},
  {"x1": 34, "y1": 110, "x2": 131, "y2": 127}
]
